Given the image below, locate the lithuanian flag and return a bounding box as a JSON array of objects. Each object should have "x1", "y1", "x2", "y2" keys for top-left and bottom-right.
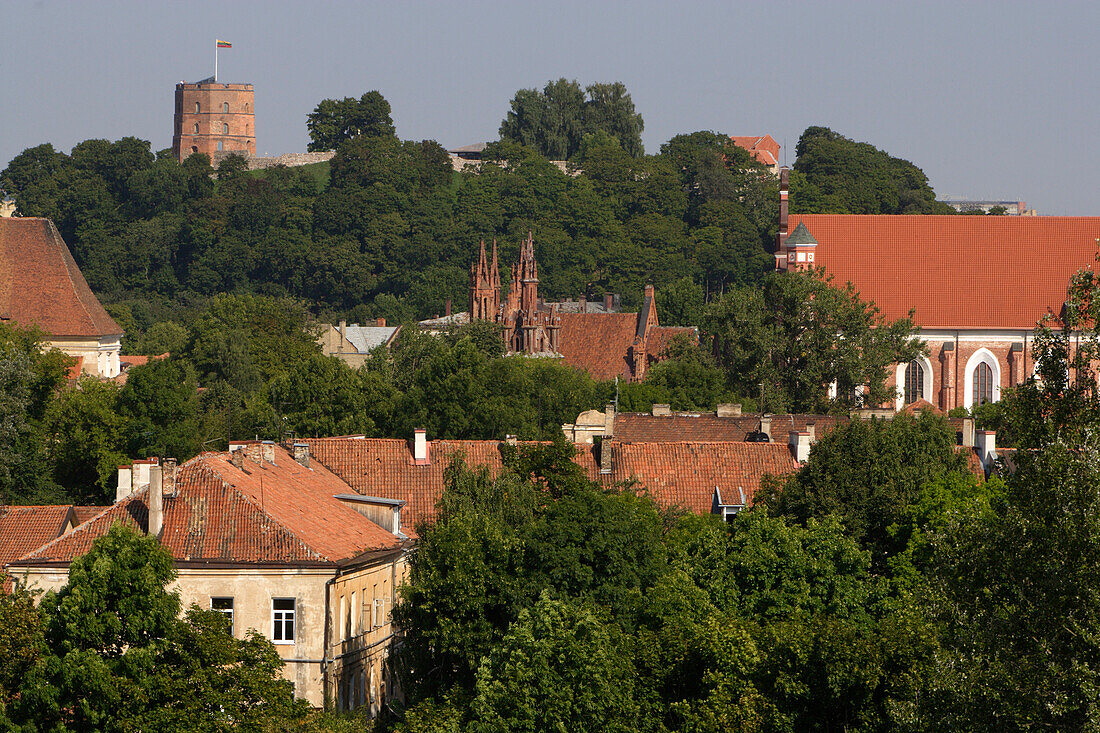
[{"x1": 216, "y1": 40, "x2": 232, "y2": 48}]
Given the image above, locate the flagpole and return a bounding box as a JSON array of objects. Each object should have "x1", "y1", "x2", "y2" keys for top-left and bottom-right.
[{"x1": 214, "y1": 41, "x2": 218, "y2": 81}]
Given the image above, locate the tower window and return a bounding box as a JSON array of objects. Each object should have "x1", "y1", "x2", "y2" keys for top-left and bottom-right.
[
  {"x1": 193, "y1": 123, "x2": 199, "y2": 134},
  {"x1": 217, "y1": 140, "x2": 223, "y2": 152},
  {"x1": 191, "y1": 146, "x2": 198, "y2": 154},
  {"x1": 904, "y1": 360, "x2": 924, "y2": 404},
  {"x1": 223, "y1": 123, "x2": 229, "y2": 135},
  {"x1": 195, "y1": 102, "x2": 200, "y2": 113},
  {"x1": 974, "y1": 362, "x2": 994, "y2": 405},
  {"x1": 223, "y1": 102, "x2": 229, "y2": 113}
]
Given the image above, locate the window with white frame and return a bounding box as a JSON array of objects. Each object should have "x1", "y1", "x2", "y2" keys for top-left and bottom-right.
[
  {"x1": 974, "y1": 362, "x2": 993, "y2": 405},
  {"x1": 272, "y1": 598, "x2": 295, "y2": 643},
  {"x1": 904, "y1": 360, "x2": 925, "y2": 404},
  {"x1": 964, "y1": 349, "x2": 1001, "y2": 407},
  {"x1": 211, "y1": 597, "x2": 234, "y2": 633}
]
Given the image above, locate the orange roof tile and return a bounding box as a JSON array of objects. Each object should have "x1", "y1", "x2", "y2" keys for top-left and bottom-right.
[
  {"x1": 614, "y1": 413, "x2": 847, "y2": 443},
  {"x1": 0, "y1": 505, "x2": 73, "y2": 568},
  {"x1": 790, "y1": 214, "x2": 1100, "y2": 329},
  {"x1": 72, "y1": 506, "x2": 111, "y2": 525},
  {"x1": 12, "y1": 447, "x2": 402, "y2": 568},
  {"x1": 730, "y1": 135, "x2": 780, "y2": 166},
  {"x1": 0, "y1": 218, "x2": 122, "y2": 338},
  {"x1": 555, "y1": 313, "x2": 691, "y2": 381}
]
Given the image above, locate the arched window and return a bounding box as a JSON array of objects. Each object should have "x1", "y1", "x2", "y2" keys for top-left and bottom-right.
[
  {"x1": 974, "y1": 362, "x2": 994, "y2": 405},
  {"x1": 216, "y1": 140, "x2": 223, "y2": 152},
  {"x1": 191, "y1": 146, "x2": 198, "y2": 154},
  {"x1": 222, "y1": 123, "x2": 229, "y2": 135},
  {"x1": 904, "y1": 360, "x2": 925, "y2": 404},
  {"x1": 193, "y1": 123, "x2": 199, "y2": 134},
  {"x1": 223, "y1": 102, "x2": 229, "y2": 113},
  {"x1": 244, "y1": 103, "x2": 249, "y2": 112},
  {"x1": 195, "y1": 102, "x2": 200, "y2": 113},
  {"x1": 245, "y1": 124, "x2": 250, "y2": 135}
]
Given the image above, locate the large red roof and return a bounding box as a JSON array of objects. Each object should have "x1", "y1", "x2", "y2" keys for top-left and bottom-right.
[
  {"x1": 790, "y1": 214, "x2": 1100, "y2": 329},
  {"x1": 0, "y1": 218, "x2": 122, "y2": 338},
  {"x1": 0, "y1": 506, "x2": 73, "y2": 569},
  {"x1": 614, "y1": 413, "x2": 846, "y2": 443},
  {"x1": 730, "y1": 135, "x2": 780, "y2": 167},
  {"x1": 305, "y1": 436, "x2": 796, "y2": 529},
  {"x1": 12, "y1": 446, "x2": 403, "y2": 568},
  {"x1": 555, "y1": 313, "x2": 693, "y2": 381}
]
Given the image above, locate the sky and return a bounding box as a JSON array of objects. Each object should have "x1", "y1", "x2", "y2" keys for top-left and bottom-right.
[{"x1": 2, "y1": 0, "x2": 1098, "y2": 215}]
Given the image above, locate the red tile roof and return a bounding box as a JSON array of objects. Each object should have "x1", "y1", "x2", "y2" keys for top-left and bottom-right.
[
  {"x1": 613, "y1": 413, "x2": 847, "y2": 443},
  {"x1": 306, "y1": 436, "x2": 797, "y2": 529},
  {"x1": 72, "y1": 506, "x2": 111, "y2": 525},
  {"x1": 0, "y1": 218, "x2": 122, "y2": 338},
  {"x1": 730, "y1": 135, "x2": 781, "y2": 167},
  {"x1": 789, "y1": 214, "x2": 1100, "y2": 329},
  {"x1": 555, "y1": 313, "x2": 693, "y2": 381},
  {"x1": 12, "y1": 447, "x2": 402, "y2": 568},
  {"x1": 644, "y1": 326, "x2": 698, "y2": 359},
  {"x1": 593, "y1": 441, "x2": 798, "y2": 514},
  {"x1": 0, "y1": 505, "x2": 73, "y2": 569}
]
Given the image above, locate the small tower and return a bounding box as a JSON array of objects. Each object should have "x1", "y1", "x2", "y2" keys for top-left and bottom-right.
[
  {"x1": 781, "y1": 222, "x2": 818, "y2": 271},
  {"x1": 469, "y1": 240, "x2": 501, "y2": 320},
  {"x1": 172, "y1": 77, "x2": 255, "y2": 163},
  {"x1": 516, "y1": 231, "x2": 539, "y2": 314}
]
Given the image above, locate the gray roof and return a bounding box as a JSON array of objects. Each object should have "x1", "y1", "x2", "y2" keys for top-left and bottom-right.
[
  {"x1": 343, "y1": 325, "x2": 399, "y2": 352},
  {"x1": 786, "y1": 221, "x2": 818, "y2": 245}
]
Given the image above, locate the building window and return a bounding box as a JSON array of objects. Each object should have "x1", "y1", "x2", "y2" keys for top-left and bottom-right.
[
  {"x1": 974, "y1": 362, "x2": 994, "y2": 405},
  {"x1": 216, "y1": 140, "x2": 223, "y2": 152},
  {"x1": 211, "y1": 597, "x2": 234, "y2": 633},
  {"x1": 193, "y1": 123, "x2": 199, "y2": 134},
  {"x1": 222, "y1": 122, "x2": 229, "y2": 135},
  {"x1": 272, "y1": 598, "x2": 295, "y2": 643},
  {"x1": 350, "y1": 591, "x2": 358, "y2": 636},
  {"x1": 904, "y1": 360, "x2": 925, "y2": 404},
  {"x1": 195, "y1": 102, "x2": 200, "y2": 113},
  {"x1": 223, "y1": 101, "x2": 229, "y2": 113},
  {"x1": 191, "y1": 146, "x2": 198, "y2": 154}
]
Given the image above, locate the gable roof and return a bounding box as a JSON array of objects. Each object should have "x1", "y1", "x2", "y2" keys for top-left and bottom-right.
[
  {"x1": 555, "y1": 313, "x2": 693, "y2": 381},
  {"x1": 613, "y1": 413, "x2": 847, "y2": 443},
  {"x1": 0, "y1": 505, "x2": 74, "y2": 569},
  {"x1": 305, "y1": 436, "x2": 797, "y2": 530},
  {"x1": 730, "y1": 135, "x2": 781, "y2": 167},
  {"x1": 12, "y1": 446, "x2": 402, "y2": 569},
  {"x1": 0, "y1": 218, "x2": 122, "y2": 338},
  {"x1": 789, "y1": 214, "x2": 1100, "y2": 329}
]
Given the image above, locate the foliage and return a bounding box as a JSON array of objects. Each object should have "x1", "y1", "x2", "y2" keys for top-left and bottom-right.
[
  {"x1": 705, "y1": 269, "x2": 923, "y2": 413},
  {"x1": 0, "y1": 584, "x2": 43, "y2": 716},
  {"x1": 499, "y1": 79, "x2": 644, "y2": 159},
  {"x1": 790, "y1": 126, "x2": 956, "y2": 215},
  {"x1": 307, "y1": 91, "x2": 396, "y2": 152}
]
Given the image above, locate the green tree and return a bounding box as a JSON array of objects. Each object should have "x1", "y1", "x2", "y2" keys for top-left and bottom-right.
[
  {"x1": 306, "y1": 91, "x2": 396, "y2": 151},
  {"x1": 44, "y1": 376, "x2": 129, "y2": 503},
  {"x1": 705, "y1": 269, "x2": 923, "y2": 413},
  {"x1": 0, "y1": 584, "x2": 43, "y2": 718}
]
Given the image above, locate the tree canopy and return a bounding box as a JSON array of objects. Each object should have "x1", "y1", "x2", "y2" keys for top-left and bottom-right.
[{"x1": 306, "y1": 91, "x2": 396, "y2": 151}]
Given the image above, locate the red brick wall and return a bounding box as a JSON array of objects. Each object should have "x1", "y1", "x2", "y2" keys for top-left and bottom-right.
[{"x1": 172, "y1": 82, "x2": 255, "y2": 162}]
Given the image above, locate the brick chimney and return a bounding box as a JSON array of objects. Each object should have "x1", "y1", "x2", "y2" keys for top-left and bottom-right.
[
  {"x1": 376, "y1": 317, "x2": 386, "y2": 327},
  {"x1": 115, "y1": 465, "x2": 133, "y2": 502},
  {"x1": 445, "y1": 298, "x2": 452, "y2": 317},
  {"x1": 260, "y1": 440, "x2": 276, "y2": 464},
  {"x1": 231, "y1": 449, "x2": 245, "y2": 469},
  {"x1": 412, "y1": 429, "x2": 430, "y2": 465},
  {"x1": 293, "y1": 443, "x2": 310, "y2": 468},
  {"x1": 338, "y1": 320, "x2": 347, "y2": 354},
  {"x1": 788, "y1": 431, "x2": 811, "y2": 463},
  {"x1": 644, "y1": 284, "x2": 655, "y2": 301},
  {"x1": 148, "y1": 464, "x2": 164, "y2": 537},
  {"x1": 760, "y1": 415, "x2": 772, "y2": 442},
  {"x1": 599, "y1": 438, "x2": 614, "y2": 474},
  {"x1": 162, "y1": 458, "x2": 177, "y2": 497},
  {"x1": 604, "y1": 293, "x2": 613, "y2": 312}
]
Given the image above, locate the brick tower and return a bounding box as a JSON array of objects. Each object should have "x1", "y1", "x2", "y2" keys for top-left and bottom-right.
[
  {"x1": 172, "y1": 77, "x2": 255, "y2": 163},
  {"x1": 469, "y1": 239, "x2": 501, "y2": 320}
]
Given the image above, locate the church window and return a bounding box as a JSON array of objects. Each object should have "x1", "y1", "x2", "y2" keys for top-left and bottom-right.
[
  {"x1": 974, "y1": 362, "x2": 994, "y2": 405},
  {"x1": 223, "y1": 101, "x2": 230, "y2": 113},
  {"x1": 195, "y1": 102, "x2": 200, "y2": 113},
  {"x1": 222, "y1": 123, "x2": 229, "y2": 135},
  {"x1": 904, "y1": 360, "x2": 924, "y2": 404}
]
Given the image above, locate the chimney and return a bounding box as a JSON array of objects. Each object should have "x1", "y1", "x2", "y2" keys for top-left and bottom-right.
[
  {"x1": 293, "y1": 443, "x2": 310, "y2": 468},
  {"x1": 261, "y1": 440, "x2": 276, "y2": 464},
  {"x1": 412, "y1": 429, "x2": 430, "y2": 465},
  {"x1": 716, "y1": 403, "x2": 742, "y2": 417},
  {"x1": 644, "y1": 284, "x2": 655, "y2": 301},
  {"x1": 604, "y1": 293, "x2": 613, "y2": 312},
  {"x1": 338, "y1": 320, "x2": 347, "y2": 354},
  {"x1": 445, "y1": 298, "x2": 452, "y2": 317},
  {"x1": 231, "y1": 449, "x2": 245, "y2": 469},
  {"x1": 976, "y1": 430, "x2": 997, "y2": 471},
  {"x1": 132, "y1": 459, "x2": 155, "y2": 491},
  {"x1": 805, "y1": 423, "x2": 816, "y2": 443},
  {"x1": 788, "y1": 431, "x2": 811, "y2": 463},
  {"x1": 579, "y1": 293, "x2": 586, "y2": 311},
  {"x1": 162, "y1": 458, "x2": 177, "y2": 497},
  {"x1": 599, "y1": 438, "x2": 614, "y2": 474},
  {"x1": 505, "y1": 434, "x2": 518, "y2": 446},
  {"x1": 376, "y1": 317, "x2": 386, "y2": 327},
  {"x1": 115, "y1": 465, "x2": 133, "y2": 502},
  {"x1": 961, "y1": 417, "x2": 975, "y2": 447},
  {"x1": 760, "y1": 415, "x2": 773, "y2": 442},
  {"x1": 604, "y1": 403, "x2": 616, "y2": 438},
  {"x1": 651, "y1": 403, "x2": 671, "y2": 416},
  {"x1": 148, "y1": 464, "x2": 164, "y2": 537}
]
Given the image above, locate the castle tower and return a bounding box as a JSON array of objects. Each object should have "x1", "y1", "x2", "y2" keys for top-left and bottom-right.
[
  {"x1": 173, "y1": 78, "x2": 255, "y2": 163},
  {"x1": 516, "y1": 231, "x2": 539, "y2": 314},
  {"x1": 469, "y1": 240, "x2": 501, "y2": 320}
]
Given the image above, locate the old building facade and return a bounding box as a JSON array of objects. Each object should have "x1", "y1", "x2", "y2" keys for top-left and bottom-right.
[{"x1": 172, "y1": 78, "x2": 256, "y2": 162}]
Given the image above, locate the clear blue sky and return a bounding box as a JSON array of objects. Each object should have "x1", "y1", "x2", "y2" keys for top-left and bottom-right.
[{"x1": 2, "y1": 0, "x2": 1097, "y2": 214}]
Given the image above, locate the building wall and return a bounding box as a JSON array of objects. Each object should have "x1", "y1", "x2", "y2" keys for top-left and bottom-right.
[
  {"x1": 49, "y1": 335, "x2": 121, "y2": 378},
  {"x1": 317, "y1": 324, "x2": 369, "y2": 369},
  {"x1": 173, "y1": 82, "x2": 255, "y2": 162}
]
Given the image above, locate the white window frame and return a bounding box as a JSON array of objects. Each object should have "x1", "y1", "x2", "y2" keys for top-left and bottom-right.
[
  {"x1": 895, "y1": 355, "x2": 934, "y2": 411},
  {"x1": 964, "y1": 348, "x2": 1002, "y2": 407},
  {"x1": 211, "y1": 596, "x2": 234, "y2": 634},
  {"x1": 272, "y1": 597, "x2": 296, "y2": 644}
]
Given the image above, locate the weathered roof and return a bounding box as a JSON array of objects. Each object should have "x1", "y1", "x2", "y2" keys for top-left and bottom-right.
[
  {"x1": 613, "y1": 413, "x2": 847, "y2": 443},
  {"x1": 0, "y1": 506, "x2": 73, "y2": 569},
  {"x1": 343, "y1": 325, "x2": 400, "y2": 353},
  {"x1": 12, "y1": 446, "x2": 403, "y2": 568},
  {"x1": 0, "y1": 218, "x2": 122, "y2": 338},
  {"x1": 789, "y1": 214, "x2": 1100, "y2": 329},
  {"x1": 556, "y1": 312, "x2": 640, "y2": 380}
]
